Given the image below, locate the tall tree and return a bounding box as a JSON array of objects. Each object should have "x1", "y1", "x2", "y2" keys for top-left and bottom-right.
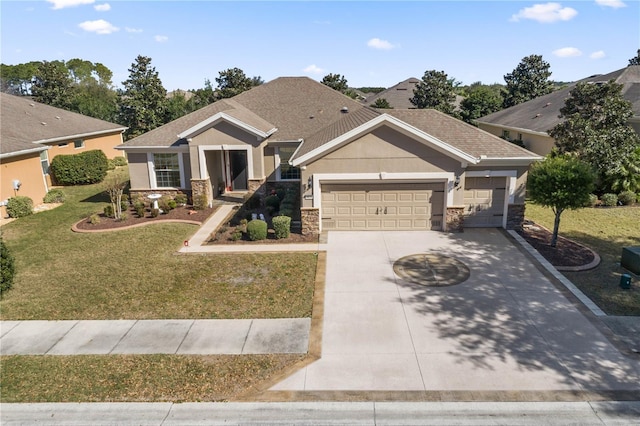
[
  {"x1": 118, "y1": 55, "x2": 167, "y2": 139},
  {"x1": 549, "y1": 80, "x2": 640, "y2": 192},
  {"x1": 503, "y1": 54, "x2": 553, "y2": 108},
  {"x1": 31, "y1": 60, "x2": 73, "y2": 108},
  {"x1": 1, "y1": 61, "x2": 41, "y2": 95},
  {"x1": 527, "y1": 154, "x2": 595, "y2": 247},
  {"x1": 71, "y1": 81, "x2": 118, "y2": 122},
  {"x1": 215, "y1": 67, "x2": 261, "y2": 99},
  {"x1": 629, "y1": 49, "x2": 640, "y2": 66},
  {"x1": 459, "y1": 83, "x2": 503, "y2": 124},
  {"x1": 410, "y1": 70, "x2": 456, "y2": 114},
  {"x1": 321, "y1": 73, "x2": 349, "y2": 93}
]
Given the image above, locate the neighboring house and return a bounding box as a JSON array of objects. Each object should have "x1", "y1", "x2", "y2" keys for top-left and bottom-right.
[
  {"x1": 1, "y1": 93, "x2": 126, "y2": 215},
  {"x1": 476, "y1": 65, "x2": 640, "y2": 156},
  {"x1": 363, "y1": 77, "x2": 464, "y2": 110},
  {"x1": 119, "y1": 77, "x2": 541, "y2": 235}
]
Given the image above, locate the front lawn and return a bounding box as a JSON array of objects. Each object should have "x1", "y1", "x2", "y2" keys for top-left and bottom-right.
[
  {"x1": 525, "y1": 203, "x2": 640, "y2": 315},
  {"x1": 0, "y1": 181, "x2": 317, "y2": 320}
]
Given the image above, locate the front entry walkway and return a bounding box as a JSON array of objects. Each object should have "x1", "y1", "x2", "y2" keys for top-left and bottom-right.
[{"x1": 272, "y1": 229, "x2": 640, "y2": 392}]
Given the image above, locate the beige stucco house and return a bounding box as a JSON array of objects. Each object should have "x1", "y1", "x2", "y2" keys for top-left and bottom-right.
[
  {"x1": 120, "y1": 77, "x2": 541, "y2": 235},
  {"x1": 1, "y1": 93, "x2": 126, "y2": 216},
  {"x1": 476, "y1": 65, "x2": 640, "y2": 156}
]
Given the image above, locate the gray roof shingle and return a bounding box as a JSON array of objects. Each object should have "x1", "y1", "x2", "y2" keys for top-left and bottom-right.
[
  {"x1": 1, "y1": 93, "x2": 125, "y2": 156},
  {"x1": 476, "y1": 66, "x2": 640, "y2": 134}
]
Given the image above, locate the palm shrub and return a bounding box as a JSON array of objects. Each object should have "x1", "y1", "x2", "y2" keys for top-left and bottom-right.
[
  {"x1": 6, "y1": 196, "x2": 33, "y2": 218},
  {"x1": 272, "y1": 215, "x2": 291, "y2": 239},
  {"x1": 43, "y1": 189, "x2": 66, "y2": 203},
  {"x1": 1, "y1": 238, "x2": 15, "y2": 295},
  {"x1": 247, "y1": 219, "x2": 268, "y2": 241}
]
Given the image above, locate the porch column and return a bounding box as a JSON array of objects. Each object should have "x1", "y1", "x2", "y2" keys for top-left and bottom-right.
[{"x1": 190, "y1": 178, "x2": 212, "y2": 207}]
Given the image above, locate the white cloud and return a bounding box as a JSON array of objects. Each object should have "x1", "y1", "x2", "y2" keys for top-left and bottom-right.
[
  {"x1": 154, "y1": 35, "x2": 169, "y2": 42},
  {"x1": 595, "y1": 0, "x2": 626, "y2": 8},
  {"x1": 553, "y1": 47, "x2": 582, "y2": 57},
  {"x1": 78, "y1": 19, "x2": 119, "y2": 34},
  {"x1": 47, "y1": 0, "x2": 94, "y2": 10},
  {"x1": 590, "y1": 50, "x2": 606, "y2": 59},
  {"x1": 94, "y1": 3, "x2": 110, "y2": 12},
  {"x1": 367, "y1": 38, "x2": 397, "y2": 50},
  {"x1": 510, "y1": 3, "x2": 578, "y2": 23},
  {"x1": 303, "y1": 64, "x2": 324, "y2": 75},
  {"x1": 125, "y1": 27, "x2": 143, "y2": 33}
]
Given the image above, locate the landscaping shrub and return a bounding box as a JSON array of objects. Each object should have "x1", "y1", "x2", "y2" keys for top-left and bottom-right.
[
  {"x1": 174, "y1": 193, "x2": 188, "y2": 205},
  {"x1": 150, "y1": 208, "x2": 160, "y2": 218},
  {"x1": 6, "y1": 196, "x2": 33, "y2": 218},
  {"x1": 90, "y1": 214, "x2": 101, "y2": 224},
  {"x1": 159, "y1": 196, "x2": 176, "y2": 212},
  {"x1": 193, "y1": 194, "x2": 208, "y2": 210},
  {"x1": 276, "y1": 188, "x2": 286, "y2": 200},
  {"x1": 272, "y1": 215, "x2": 291, "y2": 239},
  {"x1": 243, "y1": 194, "x2": 261, "y2": 210},
  {"x1": 107, "y1": 159, "x2": 116, "y2": 170},
  {"x1": 601, "y1": 193, "x2": 618, "y2": 207},
  {"x1": 584, "y1": 193, "x2": 598, "y2": 207},
  {"x1": 103, "y1": 204, "x2": 114, "y2": 218},
  {"x1": 1, "y1": 238, "x2": 15, "y2": 295},
  {"x1": 133, "y1": 201, "x2": 145, "y2": 218},
  {"x1": 121, "y1": 194, "x2": 129, "y2": 212},
  {"x1": 265, "y1": 195, "x2": 280, "y2": 210},
  {"x1": 279, "y1": 207, "x2": 293, "y2": 217},
  {"x1": 618, "y1": 191, "x2": 637, "y2": 206},
  {"x1": 231, "y1": 229, "x2": 243, "y2": 241},
  {"x1": 112, "y1": 156, "x2": 128, "y2": 167},
  {"x1": 50, "y1": 150, "x2": 108, "y2": 185},
  {"x1": 247, "y1": 219, "x2": 268, "y2": 241},
  {"x1": 43, "y1": 189, "x2": 66, "y2": 204}
]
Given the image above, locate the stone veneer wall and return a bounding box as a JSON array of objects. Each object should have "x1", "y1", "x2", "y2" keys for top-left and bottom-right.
[
  {"x1": 507, "y1": 204, "x2": 525, "y2": 230},
  {"x1": 190, "y1": 178, "x2": 211, "y2": 206},
  {"x1": 446, "y1": 206, "x2": 465, "y2": 232},
  {"x1": 301, "y1": 207, "x2": 320, "y2": 236}
]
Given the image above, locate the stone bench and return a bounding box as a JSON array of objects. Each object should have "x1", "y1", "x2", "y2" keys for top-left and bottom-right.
[{"x1": 621, "y1": 246, "x2": 640, "y2": 275}]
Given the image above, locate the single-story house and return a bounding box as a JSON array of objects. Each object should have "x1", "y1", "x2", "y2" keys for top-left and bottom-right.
[
  {"x1": 476, "y1": 65, "x2": 640, "y2": 156},
  {"x1": 119, "y1": 77, "x2": 541, "y2": 235},
  {"x1": 1, "y1": 93, "x2": 127, "y2": 215}
]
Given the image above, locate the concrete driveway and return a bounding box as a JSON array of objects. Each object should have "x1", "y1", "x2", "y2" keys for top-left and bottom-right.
[{"x1": 272, "y1": 229, "x2": 640, "y2": 393}]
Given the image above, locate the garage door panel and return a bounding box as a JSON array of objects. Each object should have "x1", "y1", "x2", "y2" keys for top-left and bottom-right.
[
  {"x1": 464, "y1": 177, "x2": 506, "y2": 227},
  {"x1": 321, "y1": 183, "x2": 444, "y2": 231}
]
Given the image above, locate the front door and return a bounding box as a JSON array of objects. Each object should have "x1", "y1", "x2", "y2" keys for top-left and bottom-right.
[{"x1": 229, "y1": 151, "x2": 248, "y2": 191}]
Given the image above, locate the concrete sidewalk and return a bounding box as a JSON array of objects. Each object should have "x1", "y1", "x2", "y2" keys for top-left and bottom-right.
[
  {"x1": 0, "y1": 318, "x2": 310, "y2": 355},
  {"x1": 3, "y1": 401, "x2": 640, "y2": 425}
]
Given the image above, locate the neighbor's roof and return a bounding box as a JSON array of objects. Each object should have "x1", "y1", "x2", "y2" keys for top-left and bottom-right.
[
  {"x1": 363, "y1": 77, "x2": 464, "y2": 111},
  {"x1": 1, "y1": 93, "x2": 126, "y2": 157},
  {"x1": 122, "y1": 76, "x2": 539, "y2": 163},
  {"x1": 476, "y1": 65, "x2": 640, "y2": 134}
]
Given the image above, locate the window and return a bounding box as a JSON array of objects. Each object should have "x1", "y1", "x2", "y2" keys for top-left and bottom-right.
[
  {"x1": 40, "y1": 151, "x2": 49, "y2": 175},
  {"x1": 74, "y1": 139, "x2": 84, "y2": 149},
  {"x1": 58, "y1": 143, "x2": 68, "y2": 148},
  {"x1": 153, "y1": 153, "x2": 181, "y2": 187},
  {"x1": 502, "y1": 130, "x2": 510, "y2": 139},
  {"x1": 276, "y1": 146, "x2": 300, "y2": 180}
]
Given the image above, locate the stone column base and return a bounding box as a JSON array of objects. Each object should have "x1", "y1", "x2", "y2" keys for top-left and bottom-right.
[
  {"x1": 507, "y1": 204, "x2": 525, "y2": 230},
  {"x1": 191, "y1": 178, "x2": 212, "y2": 207},
  {"x1": 301, "y1": 207, "x2": 320, "y2": 236},
  {"x1": 446, "y1": 206, "x2": 465, "y2": 232}
]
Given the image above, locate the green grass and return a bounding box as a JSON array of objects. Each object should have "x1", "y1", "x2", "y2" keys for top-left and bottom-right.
[
  {"x1": 525, "y1": 203, "x2": 640, "y2": 315},
  {"x1": 1, "y1": 354, "x2": 305, "y2": 402},
  {"x1": 0, "y1": 181, "x2": 317, "y2": 319}
]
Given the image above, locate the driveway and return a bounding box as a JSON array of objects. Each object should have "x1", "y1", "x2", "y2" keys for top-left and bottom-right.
[{"x1": 272, "y1": 229, "x2": 640, "y2": 392}]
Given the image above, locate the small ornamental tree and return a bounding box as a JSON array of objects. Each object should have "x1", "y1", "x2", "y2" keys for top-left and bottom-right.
[
  {"x1": 104, "y1": 172, "x2": 129, "y2": 220},
  {"x1": 527, "y1": 154, "x2": 595, "y2": 247}
]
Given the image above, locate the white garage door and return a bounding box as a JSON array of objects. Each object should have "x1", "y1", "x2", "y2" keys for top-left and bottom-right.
[
  {"x1": 321, "y1": 183, "x2": 444, "y2": 230},
  {"x1": 463, "y1": 177, "x2": 506, "y2": 227}
]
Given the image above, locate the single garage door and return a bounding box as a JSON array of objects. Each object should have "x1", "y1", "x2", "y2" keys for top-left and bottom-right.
[
  {"x1": 463, "y1": 177, "x2": 506, "y2": 227},
  {"x1": 321, "y1": 183, "x2": 444, "y2": 230}
]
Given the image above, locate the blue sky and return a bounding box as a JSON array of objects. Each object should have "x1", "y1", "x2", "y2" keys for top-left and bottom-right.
[{"x1": 1, "y1": 1, "x2": 638, "y2": 91}]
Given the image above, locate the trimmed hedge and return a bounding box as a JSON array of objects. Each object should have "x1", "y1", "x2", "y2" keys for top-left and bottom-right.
[
  {"x1": 247, "y1": 219, "x2": 268, "y2": 241},
  {"x1": 618, "y1": 191, "x2": 637, "y2": 206},
  {"x1": 272, "y1": 215, "x2": 291, "y2": 239},
  {"x1": 1, "y1": 238, "x2": 15, "y2": 294},
  {"x1": 6, "y1": 196, "x2": 33, "y2": 218},
  {"x1": 601, "y1": 193, "x2": 618, "y2": 207},
  {"x1": 43, "y1": 189, "x2": 66, "y2": 204},
  {"x1": 50, "y1": 150, "x2": 108, "y2": 185}
]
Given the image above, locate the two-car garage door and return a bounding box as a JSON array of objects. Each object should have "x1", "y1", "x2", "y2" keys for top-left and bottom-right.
[{"x1": 321, "y1": 183, "x2": 444, "y2": 231}]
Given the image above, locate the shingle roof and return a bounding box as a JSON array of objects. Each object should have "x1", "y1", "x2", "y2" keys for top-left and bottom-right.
[
  {"x1": 364, "y1": 77, "x2": 420, "y2": 109},
  {"x1": 1, "y1": 93, "x2": 125, "y2": 156},
  {"x1": 476, "y1": 66, "x2": 640, "y2": 134},
  {"x1": 385, "y1": 109, "x2": 538, "y2": 159}
]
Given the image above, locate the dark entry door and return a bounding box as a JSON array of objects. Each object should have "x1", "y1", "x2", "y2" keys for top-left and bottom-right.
[{"x1": 229, "y1": 151, "x2": 248, "y2": 191}]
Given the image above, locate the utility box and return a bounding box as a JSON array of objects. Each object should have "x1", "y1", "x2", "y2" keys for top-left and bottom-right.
[
  {"x1": 620, "y1": 274, "x2": 631, "y2": 289},
  {"x1": 621, "y1": 246, "x2": 640, "y2": 275}
]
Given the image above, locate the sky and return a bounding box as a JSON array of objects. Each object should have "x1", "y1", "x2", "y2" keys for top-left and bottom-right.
[{"x1": 1, "y1": 0, "x2": 638, "y2": 91}]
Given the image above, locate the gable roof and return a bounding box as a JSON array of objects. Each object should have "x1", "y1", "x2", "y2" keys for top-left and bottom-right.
[
  {"x1": 121, "y1": 76, "x2": 539, "y2": 164},
  {"x1": 1, "y1": 93, "x2": 126, "y2": 158},
  {"x1": 364, "y1": 77, "x2": 421, "y2": 109},
  {"x1": 476, "y1": 66, "x2": 640, "y2": 134}
]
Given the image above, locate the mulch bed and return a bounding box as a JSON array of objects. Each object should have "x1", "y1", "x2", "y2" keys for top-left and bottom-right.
[
  {"x1": 208, "y1": 226, "x2": 318, "y2": 245},
  {"x1": 517, "y1": 221, "x2": 595, "y2": 267},
  {"x1": 74, "y1": 205, "x2": 217, "y2": 231}
]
